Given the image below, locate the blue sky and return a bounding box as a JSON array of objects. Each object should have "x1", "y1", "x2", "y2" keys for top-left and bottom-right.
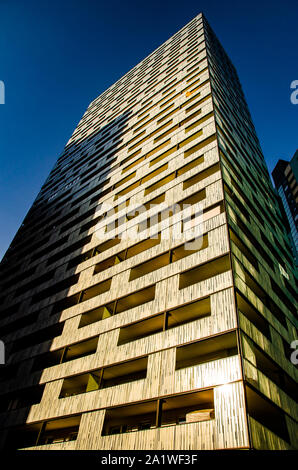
[{"x1": 0, "y1": 0, "x2": 297, "y2": 260}]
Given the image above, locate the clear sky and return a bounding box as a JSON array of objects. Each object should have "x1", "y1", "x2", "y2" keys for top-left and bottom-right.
[{"x1": 0, "y1": 0, "x2": 297, "y2": 260}]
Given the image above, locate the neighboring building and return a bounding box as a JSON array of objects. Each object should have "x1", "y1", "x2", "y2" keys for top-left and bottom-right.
[
  {"x1": 0, "y1": 13, "x2": 297, "y2": 450},
  {"x1": 272, "y1": 151, "x2": 298, "y2": 265}
]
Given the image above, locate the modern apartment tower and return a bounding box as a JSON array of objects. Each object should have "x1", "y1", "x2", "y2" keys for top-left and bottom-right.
[
  {"x1": 0, "y1": 13, "x2": 297, "y2": 451},
  {"x1": 272, "y1": 151, "x2": 298, "y2": 265}
]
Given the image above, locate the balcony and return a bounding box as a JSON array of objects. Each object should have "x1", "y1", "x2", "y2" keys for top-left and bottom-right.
[
  {"x1": 117, "y1": 296, "x2": 211, "y2": 345},
  {"x1": 175, "y1": 330, "x2": 238, "y2": 370},
  {"x1": 102, "y1": 389, "x2": 214, "y2": 435},
  {"x1": 129, "y1": 234, "x2": 208, "y2": 281},
  {"x1": 59, "y1": 356, "x2": 148, "y2": 398},
  {"x1": 179, "y1": 254, "x2": 231, "y2": 289},
  {"x1": 6, "y1": 415, "x2": 81, "y2": 450},
  {"x1": 79, "y1": 285, "x2": 156, "y2": 328}
]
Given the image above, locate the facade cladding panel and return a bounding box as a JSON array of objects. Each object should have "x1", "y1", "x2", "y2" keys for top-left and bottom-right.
[{"x1": 0, "y1": 13, "x2": 297, "y2": 450}]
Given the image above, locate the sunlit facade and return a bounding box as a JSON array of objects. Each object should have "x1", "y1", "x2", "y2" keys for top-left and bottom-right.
[{"x1": 0, "y1": 13, "x2": 297, "y2": 450}]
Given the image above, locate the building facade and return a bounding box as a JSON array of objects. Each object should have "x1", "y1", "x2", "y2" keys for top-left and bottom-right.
[
  {"x1": 272, "y1": 151, "x2": 298, "y2": 265},
  {"x1": 0, "y1": 13, "x2": 297, "y2": 450}
]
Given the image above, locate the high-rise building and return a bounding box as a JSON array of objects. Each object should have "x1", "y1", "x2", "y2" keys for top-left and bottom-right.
[
  {"x1": 272, "y1": 151, "x2": 298, "y2": 265},
  {"x1": 0, "y1": 13, "x2": 297, "y2": 451}
]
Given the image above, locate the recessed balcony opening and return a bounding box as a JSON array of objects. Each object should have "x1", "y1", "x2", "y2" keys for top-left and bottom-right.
[
  {"x1": 101, "y1": 389, "x2": 214, "y2": 436},
  {"x1": 126, "y1": 234, "x2": 161, "y2": 257},
  {"x1": 105, "y1": 215, "x2": 129, "y2": 233},
  {"x1": 146, "y1": 139, "x2": 171, "y2": 160},
  {"x1": 144, "y1": 193, "x2": 167, "y2": 211},
  {"x1": 113, "y1": 199, "x2": 131, "y2": 213},
  {"x1": 78, "y1": 305, "x2": 113, "y2": 327},
  {"x1": 178, "y1": 187, "x2": 206, "y2": 207},
  {"x1": 93, "y1": 251, "x2": 126, "y2": 274},
  {"x1": 31, "y1": 336, "x2": 98, "y2": 372},
  {"x1": 142, "y1": 163, "x2": 169, "y2": 184},
  {"x1": 270, "y1": 277, "x2": 297, "y2": 316},
  {"x1": 160, "y1": 390, "x2": 214, "y2": 426},
  {"x1": 51, "y1": 293, "x2": 81, "y2": 314},
  {"x1": 202, "y1": 201, "x2": 225, "y2": 222},
  {"x1": 101, "y1": 356, "x2": 148, "y2": 388},
  {"x1": 59, "y1": 356, "x2": 148, "y2": 398},
  {"x1": 67, "y1": 248, "x2": 94, "y2": 269},
  {"x1": 129, "y1": 234, "x2": 208, "y2": 281},
  {"x1": 179, "y1": 129, "x2": 203, "y2": 149},
  {"x1": 103, "y1": 399, "x2": 157, "y2": 435},
  {"x1": 185, "y1": 94, "x2": 211, "y2": 115},
  {"x1": 113, "y1": 171, "x2": 136, "y2": 190},
  {"x1": 80, "y1": 279, "x2": 112, "y2": 302},
  {"x1": 31, "y1": 274, "x2": 79, "y2": 305},
  {"x1": 138, "y1": 189, "x2": 207, "y2": 233},
  {"x1": 0, "y1": 384, "x2": 45, "y2": 413},
  {"x1": 154, "y1": 124, "x2": 179, "y2": 143},
  {"x1": 31, "y1": 348, "x2": 64, "y2": 372},
  {"x1": 95, "y1": 237, "x2": 122, "y2": 254},
  {"x1": 245, "y1": 385, "x2": 290, "y2": 444},
  {"x1": 116, "y1": 286, "x2": 156, "y2": 314},
  {"x1": 125, "y1": 194, "x2": 166, "y2": 222},
  {"x1": 176, "y1": 331, "x2": 238, "y2": 370},
  {"x1": 183, "y1": 134, "x2": 217, "y2": 159},
  {"x1": 129, "y1": 252, "x2": 170, "y2": 281},
  {"x1": 182, "y1": 109, "x2": 202, "y2": 127},
  {"x1": 38, "y1": 416, "x2": 81, "y2": 445},
  {"x1": 236, "y1": 291, "x2": 271, "y2": 340},
  {"x1": 186, "y1": 111, "x2": 214, "y2": 134},
  {"x1": 179, "y1": 254, "x2": 231, "y2": 289},
  {"x1": 6, "y1": 415, "x2": 81, "y2": 450},
  {"x1": 106, "y1": 196, "x2": 166, "y2": 235},
  {"x1": 11, "y1": 322, "x2": 64, "y2": 353},
  {"x1": 118, "y1": 313, "x2": 164, "y2": 345},
  {"x1": 78, "y1": 285, "x2": 156, "y2": 328},
  {"x1": 63, "y1": 337, "x2": 98, "y2": 362},
  {"x1": 51, "y1": 278, "x2": 112, "y2": 315},
  {"x1": 114, "y1": 180, "x2": 140, "y2": 200},
  {"x1": 144, "y1": 172, "x2": 175, "y2": 196},
  {"x1": 176, "y1": 154, "x2": 204, "y2": 176},
  {"x1": 183, "y1": 162, "x2": 220, "y2": 190},
  {"x1": 149, "y1": 146, "x2": 177, "y2": 167},
  {"x1": 117, "y1": 296, "x2": 211, "y2": 345},
  {"x1": 229, "y1": 228, "x2": 259, "y2": 271},
  {"x1": 0, "y1": 363, "x2": 19, "y2": 382},
  {"x1": 49, "y1": 235, "x2": 92, "y2": 267},
  {"x1": 243, "y1": 334, "x2": 298, "y2": 402},
  {"x1": 238, "y1": 264, "x2": 287, "y2": 328},
  {"x1": 93, "y1": 235, "x2": 161, "y2": 276}
]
